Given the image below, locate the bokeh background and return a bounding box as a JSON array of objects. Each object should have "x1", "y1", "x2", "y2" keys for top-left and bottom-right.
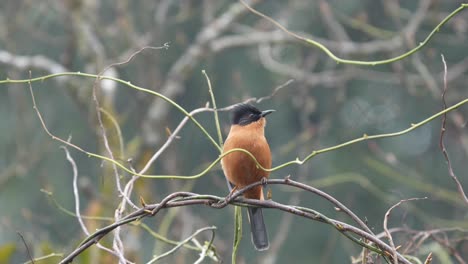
[{"x1": 0, "y1": 0, "x2": 467, "y2": 263}]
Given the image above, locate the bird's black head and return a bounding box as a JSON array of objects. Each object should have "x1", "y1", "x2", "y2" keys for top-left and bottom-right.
[{"x1": 231, "y1": 103, "x2": 275, "y2": 126}]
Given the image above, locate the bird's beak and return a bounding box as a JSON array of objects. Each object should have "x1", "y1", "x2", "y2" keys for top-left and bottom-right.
[{"x1": 261, "y1": 109, "x2": 275, "y2": 117}]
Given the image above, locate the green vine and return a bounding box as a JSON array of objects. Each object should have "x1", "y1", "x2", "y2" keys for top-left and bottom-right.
[
  {"x1": 1, "y1": 74, "x2": 466, "y2": 180},
  {"x1": 240, "y1": 1, "x2": 468, "y2": 65}
]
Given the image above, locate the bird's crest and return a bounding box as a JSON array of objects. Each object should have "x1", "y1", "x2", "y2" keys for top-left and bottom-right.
[{"x1": 231, "y1": 104, "x2": 262, "y2": 126}]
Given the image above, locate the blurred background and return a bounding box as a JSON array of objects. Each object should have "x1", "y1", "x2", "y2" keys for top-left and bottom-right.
[{"x1": 0, "y1": 0, "x2": 467, "y2": 263}]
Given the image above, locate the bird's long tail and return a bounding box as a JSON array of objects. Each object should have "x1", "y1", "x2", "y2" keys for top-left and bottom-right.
[{"x1": 247, "y1": 207, "x2": 269, "y2": 251}]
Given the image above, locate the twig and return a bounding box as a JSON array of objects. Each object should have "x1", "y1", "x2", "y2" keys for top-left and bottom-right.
[
  {"x1": 430, "y1": 233, "x2": 466, "y2": 264},
  {"x1": 138, "y1": 223, "x2": 218, "y2": 260},
  {"x1": 59, "y1": 192, "x2": 198, "y2": 264},
  {"x1": 124, "y1": 82, "x2": 284, "y2": 184},
  {"x1": 255, "y1": 79, "x2": 295, "y2": 103},
  {"x1": 99, "y1": 108, "x2": 125, "y2": 160},
  {"x1": 258, "y1": 43, "x2": 351, "y2": 86},
  {"x1": 60, "y1": 146, "x2": 89, "y2": 235},
  {"x1": 239, "y1": 0, "x2": 468, "y2": 65},
  {"x1": 0, "y1": 50, "x2": 68, "y2": 75},
  {"x1": 93, "y1": 44, "x2": 170, "y2": 264},
  {"x1": 202, "y1": 70, "x2": 223, "y2": 148},
  {"x1": 143, "y1": 0, "x2": 260, "y2": 146},
  {"x1": 22, "y1": 72, "x2": 468, "y2": 179},
  {"x1": 17, "y1": 232, "x2": 34, "y2": 264},
  {"x1": 424, "y1": 252, "x2": 433, "y2": 264},
  {"x1": 27, "y1": 73, "x2": 132, "y2": 262},
  {"x1": 439, "y1": 54, "x2": 468, "y2": 205},
  {"x1": 26, "y1": 73, "x2": 88, "y2": 154},
  {"x1": 140, "y1": 90, "x2": 468, "y2": 177},
  {"x1": 370, "y1": 226, "x2": 468, "y2": 263},
  {"x1": 22, "y1": 253, "x2": 63, "y2": 264},
  {"x1": 59, "y1": 178, "x2": 413, "y2": 264},
  {"x1": 318, "y1": 0, "x2": 350, "y2": 42},
  {"x1": 60, "y1": 141, "x2": 128, "y2": 260},
  {"x1": 147, "y1": 226, "x2": 216, "y2": 263},
  {"x1": 383, "y1": 197, "x2": 427, "y2": 264},
  {"x1": 193, "y1": 226, "x2": 217, "y2": 264},
  {"x1": 213, "y1": 176, "x2": 373, "y2": 235}
]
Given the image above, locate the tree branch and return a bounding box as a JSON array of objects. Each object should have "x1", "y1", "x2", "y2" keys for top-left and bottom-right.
[{"x1": 59, "y1": 177, "x2": 412, "y2": 264}]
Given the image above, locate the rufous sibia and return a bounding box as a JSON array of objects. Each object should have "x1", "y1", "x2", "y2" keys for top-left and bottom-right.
[{"x1": 221, "y1": 103, "x2": 274, "y2": 251}]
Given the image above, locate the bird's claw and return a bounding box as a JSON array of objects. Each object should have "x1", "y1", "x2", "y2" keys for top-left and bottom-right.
[
  {"x1": 261, "y1": 177, "x2": 268, "y2": 186},
  {"x1": 225, "y1": 186, "x2": 238, "y2": 202}
]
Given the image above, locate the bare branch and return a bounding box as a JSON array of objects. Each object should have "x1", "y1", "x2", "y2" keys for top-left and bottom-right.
[
  {"x1": 440, "y1": 54, "x2": 468, "y2": 205},
  {"x1": 383, "y1": 197, "x2": 427, "y2": 264},
  {"x1": 143, "y1": 0, "x2": 261, "y2": 145},
  {"x1": 239, "y1": 0, "x2": 466, "y2": 65},
  {"x1": 258, "y1": 43, "x2": 351, "y2": 86},
  {"x1": 147, "y1": 226, "x2": 216, "y2": 264},
  {"x1": 17, "y1": 232, "x2": 34, "y2": 264},
  {"x1": 60, "y1": 145, "x2": 88, "y2": 235},
  {"x1": 424, "y1": 252, "x2": 433, "y2": 264},
  {"x1": 0, "y1": 50, "x2": 67, "y2": 75},
  {"x1": 28, "y1": 73, "x2": 132, "y2": 263},
  {"x1": 247, "y1": 79, "x2": 295, "y2": 104},
  {"x1": 22, "y1": 253, "x2": 63, "y2": 264},
  {"x1": 59, "y1": 178, "x2": 413, "y2": 264},
  {"x1": 92, "y1": 44, "x2": 171, "y2": 264}
]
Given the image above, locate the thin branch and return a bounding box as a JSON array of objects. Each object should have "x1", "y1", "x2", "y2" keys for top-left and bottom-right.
[
  {"x1": 147, "y1": 226, "x2": 216, "y2": 264},
  {"x1": 138, "y1": 223, "x2": 218, "y2": 259},
  {"x1": 371, "y1": 227, "x2": 468, "y2": 261},
  {"x1": 439, "y1": 54, "x2": 468, "y2": 205},
  {"x1": 0, "y1": 50, "x2": 68, "y2": 75},
  {"x1": 143, "y1": 0, "x2": 260, "y2": 146},
  {"x1": 424, "y1": 252, "x2": 433, "y2": 264},
  {"x1": 430, "y1": 234, "x2": 466, "y2": 264},
  {"x1": 20, "y1": 71, "x2": 468, "y2": 180},
  {"x1": 22, "y1": 253, "x2": 63, "y2": 264},
  {"x1": 258, "y1": 43, "x2": 351, "y2": 86},
  {"x1": 93, "y1": 44, "x2": 170, "y2": 264},
  {"x1": 211, "y1": 29, "x2": 401, "y2": 55},
  {"x1": 17, "y1": 232, "x2": 34, "y2": 264},
  {"x1": 27, "y1": 73, "x2": 132, "y2": 263},
  {"x1": 26, "y1": 73, "x2": 88, "y2": 154},
  {"x1": 203, "y1": 70, "x2": 223, "y2": 148},
  {"x1": 60, "y1": 141, "x2": 129, "y2": 260},
  {"x1": 240, "y1": 0, "x2": 468, "y2": 65},
  {"x1": 99, "y1": 108, "x2": 125, "y2": 160},
  {"x1": 383, "y1": 197, "x2": 427, "y2": 264},
  {"x1": 59, "y1": 178, "x2": 413, "y2": 264},
  {"x1": 199, "y1": 225, "x2": 217, "y2": 263},
  {"x1": 141, "y1": 97, "x2": 468, "y2": 179},
  {"x1": 213, "y1": 176, "x2": 373, "y2": 235},
  {"x1": 60, "y1": 145, "x2": 89, "y2": 235},
  {"x1": 255, "y1": 79, "x2": 294, "y2": 103},
  {"x1": 318, "y1": 0, "x2": 350, "y2": 42},
  {"x1": 212, "y1": 0, "x2": 432, "y2": 57}
]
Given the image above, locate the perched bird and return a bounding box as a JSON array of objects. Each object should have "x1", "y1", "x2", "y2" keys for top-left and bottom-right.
[{"x1": 221, "y1": 103, "x2": 274, "y2": 251}]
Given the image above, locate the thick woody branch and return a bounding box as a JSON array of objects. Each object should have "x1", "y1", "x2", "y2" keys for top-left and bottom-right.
[
  {"x1": 0, "y1": 50, "x2": 68, "y2": 76},
  {"x1": 59, "y1": 178, "x2": 411, "y2": 264}
]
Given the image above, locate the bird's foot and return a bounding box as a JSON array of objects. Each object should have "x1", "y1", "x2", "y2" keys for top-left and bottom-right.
[
  {"x1": 261, "y1": 177, "x2": 272, "y2": 200},
  {"x1": 260, "y1": 177, "x2": 268, "y2": 186},
  {"x1": 226, "y1": 186, "x2": 238, "y2": 202}
]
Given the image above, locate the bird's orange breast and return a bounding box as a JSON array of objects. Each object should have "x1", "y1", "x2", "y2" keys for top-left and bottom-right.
[{"x1": 221, "y1": 122, "x2": 271, "y2": 200}]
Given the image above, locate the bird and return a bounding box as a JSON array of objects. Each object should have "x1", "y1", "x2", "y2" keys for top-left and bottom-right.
[{"x1": 221, "y1": 103, "x2": 274, "y2": 251}]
